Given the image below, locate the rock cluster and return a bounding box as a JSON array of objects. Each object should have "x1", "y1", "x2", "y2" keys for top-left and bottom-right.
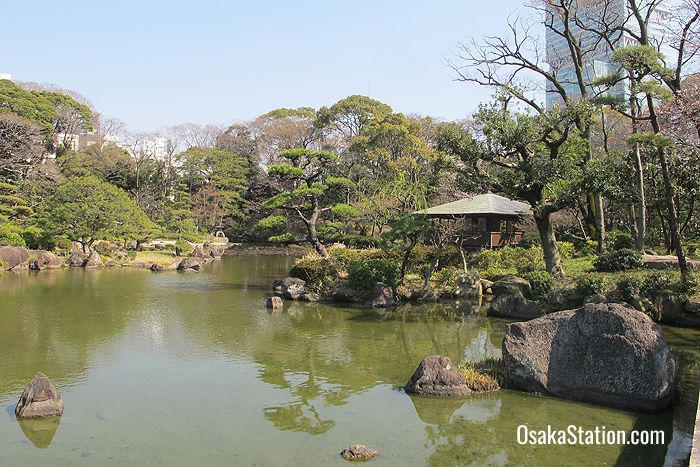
[
  {"x1": 28, "y1": 251, "x2": 63, "y2": 270},
  {"x1": 272, "y1": 277, "x2": 306, "y2": 300},
  {"x1": 503, "y1": 303, "x2": 676, "y2": 411}
]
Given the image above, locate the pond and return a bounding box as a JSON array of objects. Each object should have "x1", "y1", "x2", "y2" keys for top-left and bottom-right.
[{"x1": 0, "y1": 256, "x2": 698, "y2": 466}]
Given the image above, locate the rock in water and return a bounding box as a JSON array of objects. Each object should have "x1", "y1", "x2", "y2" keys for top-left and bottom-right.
[
  {"x1": 340, "y1": 444, "x2": 378, "y2": 461},
  {"x1": 15, "y1": 372, "x2": 64, "y2": 418},
  {"x1": 272, "y1": 277, "x2": 306, "y2": 300},
  {"x1": 366, "y1": 282, "x2": 395, "y2": 307},
  {"x1": 266, "y1": 296, "x2": 283, "y2": 309},
  {"x1": 0, "y1": 246, "x2": 30, "y2": 270},
  {"x1": 453, "y1": 272, "x2": 482, "y2": 298},
  {"x1": 177, "y1": 257, "x2": 204, "y2": 272},
  {"x1": 404, "y1": 355, "x2": 472, "y2": 397},
  {"x1": 502, "y1": 303, "x2": 676, "y2": 411}
]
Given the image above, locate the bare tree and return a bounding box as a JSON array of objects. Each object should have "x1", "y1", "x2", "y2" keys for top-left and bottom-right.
[
  {"x1": 168, "y1": 122, "x2": 224, "y2": 151},
  {"x1": 451, "y1": 0, "x2": 618, "y2": 251},
  {"x1": 0, "y1": 113, "x2": 45, "y2": 182}
]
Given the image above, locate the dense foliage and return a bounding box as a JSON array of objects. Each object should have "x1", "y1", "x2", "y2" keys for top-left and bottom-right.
[
  {"x1": 593, "y1": 249, "x2": 644, "y2": 272},
  {"x1": 347, "y1": 258, "x2": 402, "y2": 291}
]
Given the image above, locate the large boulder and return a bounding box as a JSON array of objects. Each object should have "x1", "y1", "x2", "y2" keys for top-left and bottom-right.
[
  {"x1": 28, "y1": 250, "x2": 63, "y2": 270},
  {"x1": 488, "y1": 293, "x2": 543, "y2": 320},
  {"x1": 330, "y1": 280, "x2": 359, "y2": 302},
  {"x1": 68, "y1": 252, "x2": 86, "y2": 267},
  {"x1": 366, "y1": 282, "x2": 395, "y2": 307},
  {"x1": 404, "y1": 355, "x2": 472, "y2": 397},
  {"x1": 83, "y1": 251, "x2": 104, "y2": 269},
  {"x1": 272, "y1": 277, "x2": 306, "y2": 300},
  {"x1": 0, "y1": 246, "x2": 30, "y2": 270},
  {"x1": 452, "y1": 272, "x2": 482, "y2": 299},
  {"x1": 178, "y1": 257, "x2": 204, "y2": 272},
  {"x1": 502, "y1": 303, "x2": 676, "y2": 411},
  {"x1": 491, "y1": 276, "x2": 532, "y2": 299},
  {"x1": 190, "y1": 245, "x2": 208, "y2": 259},
  {"x1": 366, "y1": 282, "x2": 396, "y2": 308},
  {"x1": 15, "y1": 372, "x2": 64, "y2": 418}
]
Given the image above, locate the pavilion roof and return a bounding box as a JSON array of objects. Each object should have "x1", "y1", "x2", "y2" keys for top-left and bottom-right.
[{"x1": 414, "y1": 193, "x2": 532, "y2": 217}]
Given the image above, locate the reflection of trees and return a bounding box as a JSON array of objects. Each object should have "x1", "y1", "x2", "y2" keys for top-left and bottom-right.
[
  {"x1": 181, "y1": 288, "x2": 505, "y2": 436},
  {"x1": 418, "y1": 390, "x2": 671, "y2": 467},
  {"x1": 0, "y1": 270, "x2": 135, "y2": 397},
  {"x1": 264, "y1": 403, "x2": 335, "y2": 435}
]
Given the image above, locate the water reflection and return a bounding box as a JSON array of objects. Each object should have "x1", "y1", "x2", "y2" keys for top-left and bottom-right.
[
  {"x1": 17, "y1": 416, "x2": 61, "y2": 448},
  {"x1": 0, "y1": 256, "x2": 697, "y2": 466}
]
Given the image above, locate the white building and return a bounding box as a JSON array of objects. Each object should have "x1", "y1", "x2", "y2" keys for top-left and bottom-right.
[
  {"x1": 0, "y1": 72, "x2": 11, "y2": 81},
  {"x1": 545, "y1": 0, "x2": 675, "y2": 109}
]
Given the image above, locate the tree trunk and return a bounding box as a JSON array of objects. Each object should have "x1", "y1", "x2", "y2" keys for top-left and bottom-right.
[
  {"x1": 594, "y1": 193, "x2": 605, "y2": 253},
  {"x1": 535, "y1": 212, "x2": 564, "y2": 278},
  {"x1": 423, "y1": 244, "x2": 443, "y2": 287},
  {"x1": 400, "y1": 244, "x2": 414, "y2": 280},
  {"x1": 305, "y1": 221, "x2": 328, "y2": 258},
  {"x1": 632, "y1": 142, "x2": 647, "y2": 252},
  {"x1": 658, "y1": 148, "x2": 689, "y2": 276}
]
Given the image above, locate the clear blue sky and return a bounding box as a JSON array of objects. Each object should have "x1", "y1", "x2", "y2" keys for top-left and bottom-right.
[{"x1": 2, "y1": 0, "x2": 524, "y2": 131}]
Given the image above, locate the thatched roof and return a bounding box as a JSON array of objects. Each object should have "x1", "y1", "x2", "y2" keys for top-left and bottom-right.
[{"x1": 415, "y1": 194, "x2": 532, "y2": 218}]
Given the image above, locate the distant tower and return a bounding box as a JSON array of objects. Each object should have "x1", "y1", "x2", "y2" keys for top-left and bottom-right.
[
  {"x1": 545, "y1": 0, "x2": 674, "y2": 110},
  {"x1": 0, "y1": 72, "x2": 11, "y2": 81}
]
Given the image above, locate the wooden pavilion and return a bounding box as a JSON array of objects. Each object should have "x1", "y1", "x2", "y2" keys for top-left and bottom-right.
[{"x1": 414, "y1": 193, "x2": 532, "y2": 249}]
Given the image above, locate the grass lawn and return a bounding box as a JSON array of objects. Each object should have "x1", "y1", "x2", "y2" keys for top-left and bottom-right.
[{"x1": 132, "y1": 251, "x2": 179, "y2": 267}]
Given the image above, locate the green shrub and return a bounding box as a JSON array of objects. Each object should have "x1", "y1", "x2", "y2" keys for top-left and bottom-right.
[
  {"x1": 431, "y1": 266, "x2": 462, "y2": 286},
  {"x1": 329, "y1": 247, "x2": 386, "y2": 269},
  {"x1": 19, "y1": 226, "x2": 48, "y2": 250},
  {"x1": 576, "y1": 276, "x2": 605, "y2": 296},
  {"x1": 268, "y1": 233, "x2": 297, "y2": 243},
  {"x1": 289, "y1": 253, "x2": 339, "y2": 293},
  {"x1": 593, "y1": 249, "x2": 643, "y2": 272},
  {"x1": 607, "y1": 230, "x2": 635, "y2": 251},
  {"x1": 521, "y1": 271, "x2": 555, "y2": 298},
  {"x1": 686, "y1": 241, "x2": 700, "y2": 258},
  {"x1": 54, "y1": 235, "x2": 72, "y2": 251},
  {"x1": 616, "y1": 276, "x2": 641, "y2": 301},
  {"x1": 576, "y1": 239, "x2": 599, "y2": 257},
  {"x1": 347, "y1": 258, "x2": 401, "y2": 291},
  {"x1": 468, "y1": 246, "x2": 544, "y2": 272},
  {"x1": 680, "y1": 272, "x2": 700, "y2": 298},
  {"x1": 0, "y1": 222, "x2": 26, "y2": 247},
  {"x1": 175, "y1": 238, "x2": 193, "y2": 256},
  {"x1": 480, "y1": 267, "x2": 515, "y2": 281},
  {"x1": 556, "y1": 241, "x2": 576, "y2": 259},
  {"x1": 641, "y1": 272, "x2": 673, "y2": 297}
]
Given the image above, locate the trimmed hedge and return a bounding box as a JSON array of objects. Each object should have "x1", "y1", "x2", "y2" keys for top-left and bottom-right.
[{"x1": 347, "y1": 258, "x2": 401, "y2": 291}]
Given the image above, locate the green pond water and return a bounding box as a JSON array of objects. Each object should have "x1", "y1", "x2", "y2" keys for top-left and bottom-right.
[{"x1": 0, "y1": 255, "x2": 698, "y2": 467}]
